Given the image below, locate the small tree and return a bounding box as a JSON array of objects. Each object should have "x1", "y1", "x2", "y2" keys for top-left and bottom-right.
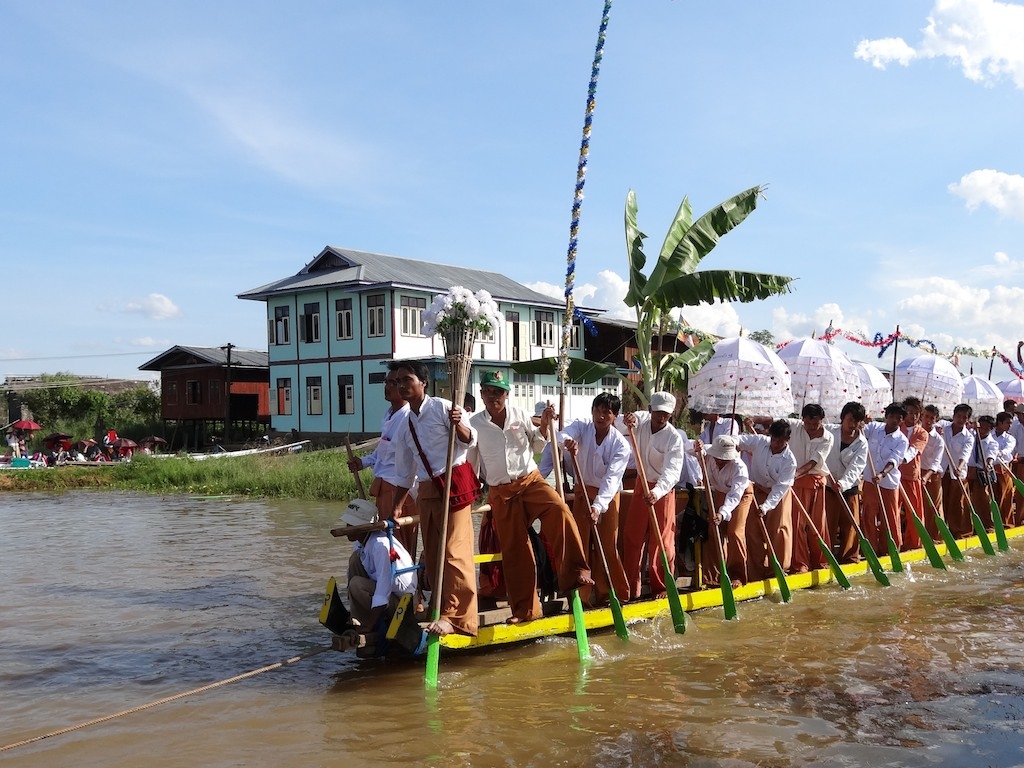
[
  {"x1": 624, "y1": 186, "x2": 794, "y2": 401},
  {"x1": 747, "y1": 329, "x2": 776, "y2": 347}
]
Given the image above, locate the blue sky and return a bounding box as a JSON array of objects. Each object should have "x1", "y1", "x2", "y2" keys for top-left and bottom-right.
[{"x1": 4, "y1": 0, "x2": 1024, "y2": 383}]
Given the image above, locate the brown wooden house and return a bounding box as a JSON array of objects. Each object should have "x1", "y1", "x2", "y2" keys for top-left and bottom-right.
[{"x1": 139, "y1": 346, "x2": 270, "y2": 449}]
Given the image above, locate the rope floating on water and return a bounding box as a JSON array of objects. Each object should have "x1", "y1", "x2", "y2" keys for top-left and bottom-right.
[
  {"x1": 558, "y1": 0, "x2": 613, "y2": 385},
  {"x1": 0, "y1": 645, "x2": 333, "y2": 754}
]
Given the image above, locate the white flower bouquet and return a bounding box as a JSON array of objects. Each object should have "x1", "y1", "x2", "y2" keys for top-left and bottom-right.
[
  {"x1": 421, "y1": 286, "x2": 501, "y2": 338},
  {"x1": 421, "y1": 286, "x2": 501, "y2": 406}
]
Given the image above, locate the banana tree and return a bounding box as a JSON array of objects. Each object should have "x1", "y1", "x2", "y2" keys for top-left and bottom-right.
[{"x1": 624, "y1": 186, "x2": 794, "y2": 402}]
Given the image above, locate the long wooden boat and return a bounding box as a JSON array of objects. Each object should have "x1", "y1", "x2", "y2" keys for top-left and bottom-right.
[
  {"x1": 152, "y1": 440, "x2": 310, "y2": 461},
  {"x1": 325, "y1": 521, "x2": 1024, "y2": 656}
]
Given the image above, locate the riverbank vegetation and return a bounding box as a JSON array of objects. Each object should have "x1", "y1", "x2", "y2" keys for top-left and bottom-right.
[{"x1": 0, "y1": 450, "x2": 366, "y2": 500}]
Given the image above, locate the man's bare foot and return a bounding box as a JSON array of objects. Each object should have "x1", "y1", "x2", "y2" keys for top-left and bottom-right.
[
  {"x1": 505, "y1": 616, "x2": 531, "y2": 625},
  {"x1": 730, "y1": 579, "x2": 742, "y2": 589},
  {"x1": 654, "y1": 591, "x2": 668, "y2": 600},
  {"x1": 575, "y1": 570, "x2": 595, "y2": 588},
  {"x1": 426, "y1": 618, "x2": 455, "y2": 636}
]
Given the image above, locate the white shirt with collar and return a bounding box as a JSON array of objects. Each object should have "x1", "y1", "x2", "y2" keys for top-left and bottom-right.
[
  {"x1": 394, "y1": 395, "x2": 477, "y2": 489},
  {"x1": 920, "y1": 426, "x2": 944, "y2": 474},
  {"x1": 993, "y1": 429, "x2": 1017, "y2": 466},
  {"x1": 825, "y1": 425, "x2": 868, "y2": 492},
  {"x1": 861, "y1": 421, "x2": 909, "y2": 490},
  {"x1": 355, "y1": 531, "x2": 417, "y2": 609},
  {"x1": 1008, "y1": 417, "x2": 1024, "y2": 458},
  {"x1": 736, "y1": 433, "x2": 796, "y2": 511},
  {"x1": 784, "y1": 418, "x2": 834, "y2": 476},
  {"x1": 938, "y1": 422, "x2": 974, "y2": 480},
  {"x1": 469, "y1": 404, "x2": 546, "y2": 485},
  {"x1": 558, "y1": 419, "x2": 631, "y2": 515},
  {"x1": 360, "y1": 403, "x2": 411, "y2": 485},
  {"x1": 614, "y1": 411, "x2": 684, "y2": 502},
  {"x1": 703, "y1": 455, "x2": 749, "y2": 521}
]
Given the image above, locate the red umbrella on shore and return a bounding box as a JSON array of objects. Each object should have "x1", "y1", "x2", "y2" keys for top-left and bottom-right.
[
  {"x1": 10, "y1": 420, "x2": 42, "y2": 431},
  {"x1": 111, "y1": 437, "x2": 139, "y2": 450},
  {"x1": 139, "y1": 436, "x2": 168, "y2": 446}
]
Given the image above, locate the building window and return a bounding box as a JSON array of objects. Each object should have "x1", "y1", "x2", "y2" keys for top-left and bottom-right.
[
  {"x1": 186, "y1": 380, "x2": 201, "y2": 405},
  {"x1": 533, "y1": 310, "x2": 555, "y2": 348},
  {"x1": 335, "y1": 298, "x2": 353, "y2": 340},
  {"x1": 368, "y1": 372, "x2": 387, "y2": 384},
  {"x1": 277, "y1": 378, "x2": 292, "y2": 416},
  {"x1": 400, "y1": 296, "x2": 427, "y2": 336},
  {"x1": 367, "y1": 294, "x2": 386, "y2": 338},
  {"x1": 166, "y1": 381, "x2": 177, "y2": 405},
  {"x1": 338, "y1": 374, "x2": 355, "y2": 415},
  {"x1": 570, "y1": 323, "x2": 581, "y2": 350},
  {"x1": 306, "y1": 376, "x2": 323, "y2": 416},
  {"x1": 300, "y1": 302, "x2": 321, "y2": 343},
  {"x1": 209, "y1": 379, "x2": 221, "y2": 405},
  {"x1": 272, "y1": 306, "x2": 291, "y2": 345}
]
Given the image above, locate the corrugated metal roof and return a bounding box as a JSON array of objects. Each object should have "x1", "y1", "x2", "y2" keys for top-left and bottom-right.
[
  {"x1": 237, "y1": 246, "x2": 567, "y2": 308},
  {"x1": 139, "y1": 346, "x2": 268, "y2": 372}
]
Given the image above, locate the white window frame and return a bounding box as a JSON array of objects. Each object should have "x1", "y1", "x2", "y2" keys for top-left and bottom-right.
[
  {"x1": 400, "y1": 296, "x2": 426, "y2": 336},
  {"x1": 306, "y1": 376, "x2": 323, "y2": 416},
  {"x1": 335, "y1": 298, "x2": 353, "y2": 340},
  {"x1": 367, "y1": 294, "x2": 386, "y2": 338}
]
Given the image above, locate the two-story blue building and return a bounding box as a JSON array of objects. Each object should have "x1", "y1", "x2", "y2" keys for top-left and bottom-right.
[{"x1": 238, "y1": 246, "x2": 618, "y2": 436}]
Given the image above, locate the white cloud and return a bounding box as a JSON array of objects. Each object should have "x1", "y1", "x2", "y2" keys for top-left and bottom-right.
[
  {"x1": 949, "y1": 169, "x2": 1024, "y2": 219},
  {"x1": 855, "y1": 0, "x2": 1024, "y2": 88},
  {"x1": 854, "y1": 37, "x2": 917, "y2": 69},
  {"x1": 121, "y1": 293, "x2": 181, "y2": 320},
  {"x1": 772, "y1": 302, "x2": 873, "y2": 342},
  {"x1": 128, "y1": 337, "x2": 171, "y2": 347}
]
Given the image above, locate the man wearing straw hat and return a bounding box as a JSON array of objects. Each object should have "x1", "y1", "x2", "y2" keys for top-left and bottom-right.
[
  {"x1": 390, "y1": 361, "x2": 480, "y2": 638},
  {"x1": 617, "y1": 391, "x2": 684, "y2": 600},
  {"x1": 469, "y1": 370, "x2": 593, "y2": 624},
  {"x1": 697, "y1": 434, "x2": 754, "y2": 587}
]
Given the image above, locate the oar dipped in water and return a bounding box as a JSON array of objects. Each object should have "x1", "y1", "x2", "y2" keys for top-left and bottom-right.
[
  {"x1": 941, "y1": 440, "x2": 996, "y2": 557},
  {"x1": 896, "y1": 484, "x2": 947, "y2": 570},
  {"x1": 824, "y1": 469, "x2": 890, "y2": 587},
  {"x1": 694, "y1": 450, "x2": 738, "y2": 620},
  {"x1": 626, "y1": 423, "x2": 687, "y2": 633},
  {"x1": 548, "y1": 417, "x2": 590, "y2": 662},
  {"x1": 865, "y1": 452, "x2": 904, "y2": 573},
  {"x1": 424, "y1": 421, "x2": 459, "y2": 689},
  {"x1": 790, "y1": 490, "x2": 852, "y2": 589},
  {"x1": 920, "y1": 481, "x2": 965, "y2": 561},
  {"x1": 568, "y1": 450, "x2": 629, "y2": 641},
  {"x1": 757, "y1": 514, "x2": 792, "y2": 602}
]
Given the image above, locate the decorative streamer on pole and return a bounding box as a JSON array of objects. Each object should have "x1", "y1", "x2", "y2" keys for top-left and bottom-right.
[{"x1": 558, "y1": 0, "x2": 613, "y2": 424}]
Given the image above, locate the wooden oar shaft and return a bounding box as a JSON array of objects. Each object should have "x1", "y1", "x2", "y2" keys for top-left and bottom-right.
[
  {"x1": 865, "y1": 452, "x2": 899, "y2": 541},
  {"x1": 549, "y1": 419, "x2": 565, "y2": 503},
  {"x1": 626, "y1": 424, "x2": 670, "y2": 566},
  {"x1": 331, "y1": 515, "x2": 418, "y2": 538},
  {"x1": 345, "y1": 435, "x2": 367, "y2": 500}
]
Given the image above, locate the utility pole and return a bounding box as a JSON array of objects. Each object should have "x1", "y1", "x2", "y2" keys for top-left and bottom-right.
[{"x1": 221, "y1": 343, "x2": 234, "y2": 443}]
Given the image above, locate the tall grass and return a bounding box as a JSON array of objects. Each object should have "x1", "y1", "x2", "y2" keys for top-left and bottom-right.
[{"x1": 0, "y1": 451, "x2": 371, "y2": 501}]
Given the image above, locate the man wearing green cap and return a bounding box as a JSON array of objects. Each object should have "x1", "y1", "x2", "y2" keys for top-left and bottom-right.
[{"x1": 470, "y1": 369, "x2": 593, "y2": 624}]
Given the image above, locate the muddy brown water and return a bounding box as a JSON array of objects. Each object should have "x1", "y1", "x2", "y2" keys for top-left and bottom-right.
[{"x1": 3, "y1": 491, "x2": 1024, "y2": 767}]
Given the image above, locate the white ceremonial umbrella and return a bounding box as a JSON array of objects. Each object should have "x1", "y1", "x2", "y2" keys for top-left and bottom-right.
[
  {"x1": 998, "y1": 379, "x2": 1024, "y2": 404},
  {"x1": 777, "y1": 338, "x2": 862, "y2": 421},
  {"x1": 688, "y1": 336, "x2": 794, "y2": 418},
  {"x1": 852, "y1": 361, "x2": 892, "y2": 421},
  {"x1": 961, "y1": 375, "x2": 1004, "y2": 417},
  {"x1": 892, "y1": 354, "x2": 964, "y2": 418}
]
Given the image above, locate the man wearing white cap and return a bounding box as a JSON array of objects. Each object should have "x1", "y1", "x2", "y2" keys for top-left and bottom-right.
[
  {"x1": 334, "y1": 498, "x2": 419, "y2": 656},
  {"x1": 698, "y1": 434, "x2": 755, "y2": 587},
  {"x1": 617, "y1": 391, "x2": 684, "y2": 600}
]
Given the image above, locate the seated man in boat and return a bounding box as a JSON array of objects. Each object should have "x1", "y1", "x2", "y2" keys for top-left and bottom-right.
[
  {"x1": 616, "y1": 391, "x2": 684, "y2": 600},
  {"x1": 389, "y1": 360, "x2": 480, "y2": 638},
  {"x1": 560, "y1": 392, "x2": 631, "y2": 607},
  {"x1": 332, "y1": 497, "x2": 421, "y2": 657},
  {"x1": 694, "y1": 434, "x2": 754, "y2": 587},
  {"x1": 469, "y1": 370, "x2": 592, "y2": 624}
]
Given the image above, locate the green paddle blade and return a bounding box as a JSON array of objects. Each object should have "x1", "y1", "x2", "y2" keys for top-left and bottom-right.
[
  {"x1": 609, "y1": 589, "x2": 629, "y2": 640},
  {"x1": 933, "y1": 513, "x2": 965, "y2": 561},
  {"x1": 991, "y1": 498, "x2": 1009, "y2": 552},
  {"x1": 571, "y1": 588, "x2": 590, "y2": 662},
  {"x1": 816, "y1": 537, "x2": 852, "y2": 589},
  {"x1": 661, "y1": 555, "x2": 687, "y2": 633},
  {"x1": 1009, "y1": 471, "x2": 1024, "y2": 500},
  {"x1": 971, "y1": 510, "x2": 996, "y2": 556},
  {"x1": 909, "y1": 511, "x2": 947, "y2": 570},
  {"x1": 424, "y1": 634, "x2": 440, "y2": 688},
  {"x1": 720, "y1": 557, "x2": 738, "y2": 620},
  {"x1": 860, "y1": 535, "x2": 891, "y2": 586},
  {"x1": 886, "y1": 533, "x2": 904, "y2": 573},
  {"x1": 768, "y1": 549, "x2": 792, "y2": 603}
]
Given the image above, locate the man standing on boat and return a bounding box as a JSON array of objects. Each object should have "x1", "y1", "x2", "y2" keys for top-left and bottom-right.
[
  {"x1": 560, "y1": 393, "x2": 631, "y2": 607},
  {"x1": 824, "y1": 401, "x2": 868, "y2": 563},
  {"x1": 617, "y1": 391, "x2": 684, "y2": 600},
  {"x1": 919, "y1": 404, "x2": 946, "y2": 541},
  {"x1": 735, "y1": 420, "x2": 797, "y2": 579},
  {"x1": 861, "y1": 403, "x2": 910, "y2": 554},
  {"x1": 697, "y1": 434, "x2": 754, "y2": 587},
  {"x1": 898, "y1": 397, "x2": 930, "y2": 551},
  {"x1": 966, "y1": 414, "x2": 998, "y2": 532},
  {"x1": 348, "y1": 373, "x2": 417, "y2": 558},
  {"x1": 1011, "y1": 404, "x2": 1024, "y2": 525},
  {"x1": 941, "y1": 404, "x2": 975, "y2": 537},
  {"x1": 469, "y1": 370, "x2": 593, "y2": 624},
  {"x1": 992, "y1": 412, "x2": 1017, "y2": 528},
  {"x1": 390, "y1": 361, "x2": 479, "y2": 638}
]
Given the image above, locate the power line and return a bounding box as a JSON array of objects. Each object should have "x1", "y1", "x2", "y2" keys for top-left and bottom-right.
[{"x1": 0, "y1": 351, "x2": 156, "y2": 362}]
